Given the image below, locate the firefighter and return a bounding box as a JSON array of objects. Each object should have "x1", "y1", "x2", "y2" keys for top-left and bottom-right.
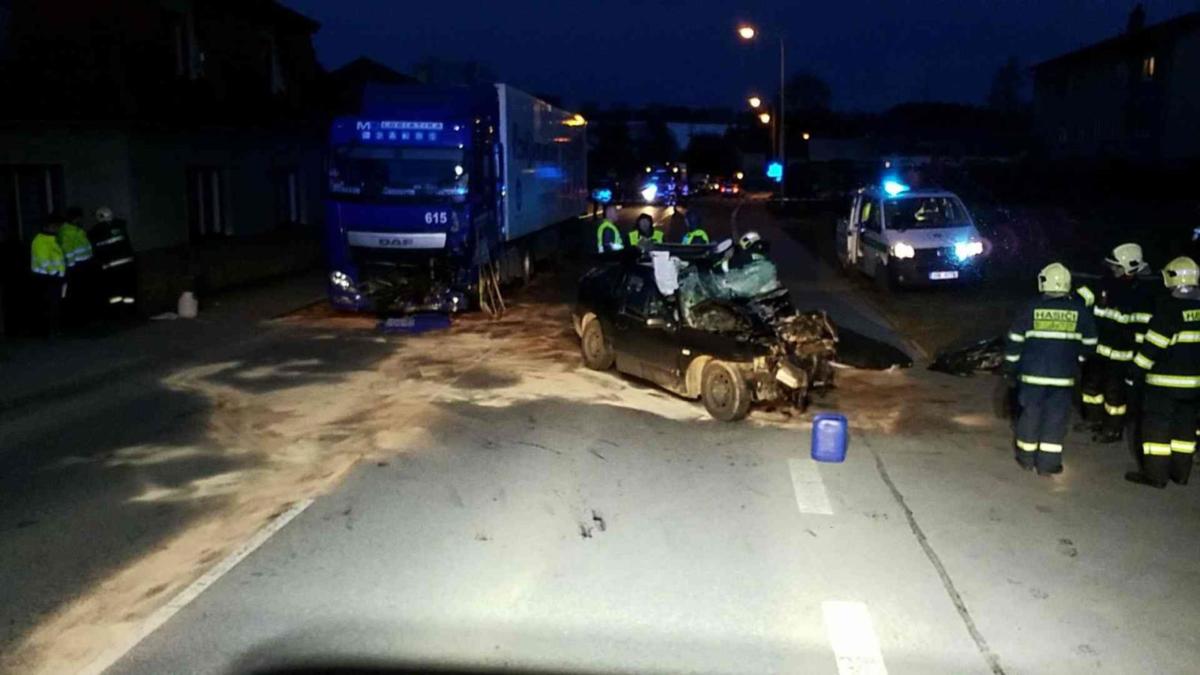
[
  {"x1": 681, "y1": 211, "x2": 709, "y2": 245},
  {"x1": 1126, "y1": 256, "x2": 1200, "y2": 488},
  {"x1": 595, "y1": 205, "x2": 624, "y2": 253},
  {"x1": 730, "y1": 230, "x2": 768, "y2": 268},
  {"x1": 30, "y1": 215, "x2": 67, "y2": 337},
  {"x1": 58, "y1": 206, "x2": 95, "y2": 323},
  {"x1": 628, "y1": 214, "x2": 662, "y2": 250},
  {"x1": 1004, "y1": 263, "x2": 1099, "y2": 475},
  {"x1": 90, "y1": 206, "x2": 138, "y2": 311},
  {"x1": 1082, "y1": 243, "x2": 1153, "y2": 443}
]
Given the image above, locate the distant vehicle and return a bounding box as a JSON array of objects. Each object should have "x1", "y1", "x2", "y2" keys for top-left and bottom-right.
[
  {"x1": 572, "y1": 251, "x2": 836, "y2": 421},
  {"x1": 835, "y1": 181, "x2": 987, "y2": 290},
  {"x1": 325, "y1": 84, "x2": 588, "y2": 312},
  {"x1": 719, "y1": 181, "x2": 741, "y2": 197}
]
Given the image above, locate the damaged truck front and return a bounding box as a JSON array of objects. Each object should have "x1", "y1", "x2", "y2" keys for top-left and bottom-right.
[{"x1": 574, "y1": 252, "x2": 837, "y2": 421}]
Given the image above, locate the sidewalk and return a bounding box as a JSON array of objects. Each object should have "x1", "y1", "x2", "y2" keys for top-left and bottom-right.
[{"x1": 0, "y1": 272, "x2": 326, "y2": 414}]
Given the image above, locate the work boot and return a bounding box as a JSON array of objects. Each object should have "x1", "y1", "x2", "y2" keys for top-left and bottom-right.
[
  {"x1": 1172, "y1": 475, "x2": 1189, "y2": 486},
  {"x1": 1124, "y1": 471, "x2": 1167, "y2": 489},
  {"x1": 1092, "y1": 429, "x2": 1122, "y2": 444}
]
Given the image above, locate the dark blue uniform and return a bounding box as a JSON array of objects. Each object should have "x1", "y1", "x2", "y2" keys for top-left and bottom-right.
[
  {"x1": 1005, "y1": 294, "x2": 1098, "y2": 472},
  {"x1": 1082, "y1": 276, "x2": 1155, "y2": 435}
]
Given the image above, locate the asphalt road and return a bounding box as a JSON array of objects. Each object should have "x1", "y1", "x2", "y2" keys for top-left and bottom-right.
[{"x1": 4, "y1": 200, "x2": 1200, "y2": 674}]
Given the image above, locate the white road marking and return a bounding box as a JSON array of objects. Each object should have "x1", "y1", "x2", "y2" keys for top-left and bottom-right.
[
  {"x1": 822, "y1": 600, "x2": 889, "y2": 675},
  {"x1": 788, "y1": 458, "x2": 833, "y2": 515},
  {"x1": 80, "y1": 498, "x2": 315, "y2": 675}
]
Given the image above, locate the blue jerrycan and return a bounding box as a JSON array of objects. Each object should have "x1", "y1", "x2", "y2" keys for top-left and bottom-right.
[{"x1": 811, "y1": 413, "x2": 848, "y2": 463}]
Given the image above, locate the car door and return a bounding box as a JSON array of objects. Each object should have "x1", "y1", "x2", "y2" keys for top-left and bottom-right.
[
  {"x1": 857, "y1": 196, "x2": 885, "y2": 276},
  {"x1": 612, "y1": 272, "x2": 653, "y2": 377},
  {"x1": 612, "y1": 270, "x2": 683, "y2": 388}
]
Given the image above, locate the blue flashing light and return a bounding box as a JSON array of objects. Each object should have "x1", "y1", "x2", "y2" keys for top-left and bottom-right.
[
  {"x1": 592, "y1": 188, "x2": 613, "y2": 204},
  {"x1": 883, "y1": 179, "x2": 910, "y2": 196},
  {"x1": 766, "y1": 161, "x2": 783, "y2": 182}
]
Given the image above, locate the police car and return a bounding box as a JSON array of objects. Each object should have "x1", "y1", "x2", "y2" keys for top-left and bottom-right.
[{"x1": 836, "y1": 181, "x2": 988, "y2": 289}]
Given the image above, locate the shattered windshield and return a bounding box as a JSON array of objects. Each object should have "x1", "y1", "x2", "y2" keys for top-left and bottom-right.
[
  {"x1": 329, "y1": 146, "x2": 467, "y2": 203},
  {"x1": 884, "y1": 195, "x2": 970, "y2": 230}
]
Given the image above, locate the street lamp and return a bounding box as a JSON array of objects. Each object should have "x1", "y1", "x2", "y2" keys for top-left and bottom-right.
[
  {"x1": 758, "y1": 112, "x2": 771, "y2": 125},
  {"x1": 736, "y1": 21, "x2": 786, "y2": 198},
  {"x1": 747, "y1": 96, "x2": 762, "y2": 109},
  {"x1": 802, "y1": 132, "x2": 811, "y2": 141}
]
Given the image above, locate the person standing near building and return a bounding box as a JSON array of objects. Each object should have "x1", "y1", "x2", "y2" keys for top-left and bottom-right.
[
  {"x1": 1004, "y1": 263, "x2": 1098, "y2": 475},
  {"x1": 89, "y1": 206, "x2": 138, "y2": 311},
  {"x1": 30, "y1": 215, "x2": 67, "y2": 337},
  {"x1": 58, "y1": 206, "x2": 95, "y2": 322},
  {"x1": 1082, "y1": 243, "x2": 1153, "y2": 443},
  {"x1": 595, "y1": 205, "x2": 624, "y2": 253},
  {"x1": 1126, "y1": 257, "x2": 1200, "y2": 489}
]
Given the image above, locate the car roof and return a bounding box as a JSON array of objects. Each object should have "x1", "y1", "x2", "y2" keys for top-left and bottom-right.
[{"x1": 860, "y1": 187, "x2": 960, "y2": 200}]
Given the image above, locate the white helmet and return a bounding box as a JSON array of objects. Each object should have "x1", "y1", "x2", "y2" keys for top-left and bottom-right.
[
  {"x1": 95, "y1": 206, "x2": 114, "y2": 223},
  {"x1": 738, "y1": 231, "x2": 762, "y2": 250},
  {"x1": 1038, "y1": 262, "x2": 1072, "y2": 294},
  {"x1": 1106, "y1": 243, "x2": 1146, "y2": 276}
]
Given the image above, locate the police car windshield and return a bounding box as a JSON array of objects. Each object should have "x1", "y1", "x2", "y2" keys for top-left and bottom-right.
[
  {"x1": 329, "y1": 146, "x2": 467, "y2": 203},
  {"x1": 884, "y1": 196, "x2": 969, "y2": 230}
]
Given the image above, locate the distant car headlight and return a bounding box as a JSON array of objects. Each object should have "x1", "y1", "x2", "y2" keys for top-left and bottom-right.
[
  {"x1": 892, "y1": 242, "x2": 916, "y2": 259},
  {"x1": 330, "y1": 270, "x2": 355, "y2": 291},
  {"x1": 955, "y1": 240, "x2": 985, "y2": 260}
]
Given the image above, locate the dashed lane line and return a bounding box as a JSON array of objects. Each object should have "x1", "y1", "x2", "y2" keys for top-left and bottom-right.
[
  {"x1": 823, "y1": 600, "x2": 890, "y2": 675},
  {"x1": 788, "y1": 458, "x2": 834, "y2": 515}
]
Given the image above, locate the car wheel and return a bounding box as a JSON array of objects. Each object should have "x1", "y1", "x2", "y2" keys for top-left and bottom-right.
[
  {"x1": 701, "y1": 360, "x2": 751, "y2": 422},
  {"x1": 580, "y1": 318, "x2": 614, "y2": 370}
]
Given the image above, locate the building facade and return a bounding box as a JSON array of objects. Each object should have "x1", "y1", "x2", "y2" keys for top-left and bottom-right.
[{"x1": 1033, "y1": 11, "x2": 1200, "y2": 161}]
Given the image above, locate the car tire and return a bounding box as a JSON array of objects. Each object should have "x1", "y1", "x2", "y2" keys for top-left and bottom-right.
[
  {"x1": 701, "y1": 360, "x2": 752, "y2": 422},
  {"x1": 580, "y1": 318, "x2": 614, "y2": 370}
]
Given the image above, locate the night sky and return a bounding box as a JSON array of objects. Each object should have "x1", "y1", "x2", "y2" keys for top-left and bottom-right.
[{"x1": 286, "y1": 0, "x2": 1199, "y2": 111}]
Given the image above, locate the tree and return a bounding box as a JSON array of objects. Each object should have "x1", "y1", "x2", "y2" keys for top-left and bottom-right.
[
  {"x1": 988, "y1": 57, "x2": 1025, "y2": 113},
  {"x1": 684, "y1": 134, "x2": 739, "y2": 176},
  {"x1": 784, "y1": 71, "x2": 833, "y2": 115}
]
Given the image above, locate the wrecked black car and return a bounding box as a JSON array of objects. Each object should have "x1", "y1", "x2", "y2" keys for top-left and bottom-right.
[{"x1": 572, "y1": 246, "x2": 837, "y2": 421}]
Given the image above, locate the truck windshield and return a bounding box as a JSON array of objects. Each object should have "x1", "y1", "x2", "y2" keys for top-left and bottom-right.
[
  {"x1": 329, "y1": 146, "x2": 467, "y2": 203},
  {"x1": 884, "y1": 196, "x2": 969, "y2": 230}
]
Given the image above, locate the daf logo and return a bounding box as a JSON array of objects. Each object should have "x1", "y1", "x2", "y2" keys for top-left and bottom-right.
[{"x1": 378, "y1": 236, "x2": 415, "y2": 247}]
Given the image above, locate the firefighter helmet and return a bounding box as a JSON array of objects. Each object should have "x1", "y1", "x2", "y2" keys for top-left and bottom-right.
[
  {"x1": 1162, "y1": 256, "x2": 1199, "y2": 288},
  {"x1": 1106, "y1": 243, "x2": 1147, "y2": 276},
  {"x1": 738, "y1": 231, "x2": 762, "y2": 250},
  {"x1": 1038, "y1": 262, "x2": 1072, "y2": 294}
]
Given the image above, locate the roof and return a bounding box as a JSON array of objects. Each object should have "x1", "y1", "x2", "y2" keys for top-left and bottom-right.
[
  {"x1": 1034, "y1": 11, "x2": 1200, "y2": 73},
  {"x1": 330, "y1": 57, "x2": 418, "y2": 86}
]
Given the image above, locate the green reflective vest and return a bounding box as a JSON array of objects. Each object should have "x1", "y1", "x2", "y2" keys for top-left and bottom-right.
[
  {"x1": 628, "y1": 229, "x2": 664, "y2": 246},
  {"x1": 596, "y1": 219, "x2": 623, "y2": 252},
  {"x1": 682, "y1": 229, "x2": 709, "y2": 244},
  {"x1": 58, "y1": 222, "x2": 94, "y2": 266},
  {"x1": 31, "y1": 233, "x2": 66, "y2": 277}
]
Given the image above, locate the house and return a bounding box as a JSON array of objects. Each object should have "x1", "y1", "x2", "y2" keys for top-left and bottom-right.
[
  {"x1": 1032, "y1": 9, "x2": 1200, "y2": 161},
  {"x1": 0, "y1": 0, "x2": 329, "y2": 328}
]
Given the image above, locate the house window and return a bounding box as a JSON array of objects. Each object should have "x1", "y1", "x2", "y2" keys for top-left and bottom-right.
[
  {"x1": 274, "y1": 168, "x2": 305, "y2": 225},
  {"x1": 1142, "y1": 55, "x2": 1156, "y2": 80},
  {"x1": 186, "y1": 167, "x2": 227, "y2": 240},
  {"x1": 0, "y1": 165, "x2": 65, "y2": 243}
]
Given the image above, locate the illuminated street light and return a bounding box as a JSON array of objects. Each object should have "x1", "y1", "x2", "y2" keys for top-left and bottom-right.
[
  {"x1": 758, "y1": 112, "x2": 771, "y2": 125},
  {"x1": 645, "y1": 166, "x2": 652, "y2": 173},
  {"x1": 736, "y1": 20, "x2": 786, "y2": 198},
  {"x1": 737, "y1": 25, "x2": 756, "y2": 40},
  {"x1": 802, "y1": 132, "x2": 811, "y2": 141},
  {"x1": 736, "y1": 171, "x2": 745, "y2": 180},
  {"x1": 748, "y1": 96, "x2": 762, "y2": 109}
]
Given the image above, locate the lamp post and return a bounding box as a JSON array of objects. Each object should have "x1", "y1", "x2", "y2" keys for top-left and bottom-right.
[{"x1": 737, "y1": 23, "x2": 785, "y2": 198}]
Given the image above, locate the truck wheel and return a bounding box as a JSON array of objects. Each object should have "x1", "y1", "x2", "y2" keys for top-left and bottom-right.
[
  {"x1": 580, "y1": 319, "x2": 614, "y2": 370},
  {"x1": 701, "y1": 360, "x2": 752, "y2": 422}
]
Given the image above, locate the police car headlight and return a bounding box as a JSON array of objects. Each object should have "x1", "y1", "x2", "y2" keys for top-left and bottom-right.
[
  {"x1": 892, "y1": 242, "x2": 916, "y2": 259},
  {"x1": 329, "y1": 270, "x2": 355, "y2": 291},
  {"x1": 955, "y1": 241, "x2": 984, "y2": 260}
]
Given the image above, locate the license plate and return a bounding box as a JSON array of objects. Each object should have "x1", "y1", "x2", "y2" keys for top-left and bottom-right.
[{"x1": 930, "y1": 271, "x2": 959, "y2": 280}]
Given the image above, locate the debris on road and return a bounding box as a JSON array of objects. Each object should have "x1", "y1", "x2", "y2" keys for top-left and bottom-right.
[
  {"x1": 835, "y1": 328, "x2": 914, "y2": 370},
  {"x1": 928, "y1": 336, "x2": 1006, "y2": 376}
]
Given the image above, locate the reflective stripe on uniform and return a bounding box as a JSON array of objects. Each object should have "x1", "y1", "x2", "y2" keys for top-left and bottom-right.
[
  {"x1": 1129, "y1": 313, "x2": 1153, "y2": 324},
  {"x1": 102, "y1": 257, "x2": 135, "y2": 270},
  {"x1": 1144, "y1": 442, "x2": 1173, "y2": 456},
  {"x1": 1105, "y1": 403, "x2": 1127, "y2": 416},
  {"x1": 1144, "y1": 330, "x2": 1171, "y2": 348},
  {"x1": 1095, "y1": 307, "x2": 1131, "y2": 323},
  {"x1": 94, "y1": 234, "x2": 126, "y2": 247},
  {"x1": 1171, "y1": 439, "x2": 1196, "y2": 454},
  {"x1": 1135, "y1": 333, "x2": 1146, "y2": 343},
  {"x1": 1146, "y1": 373, "x2": 1200, "y2": 389},
  {"x1": 1020, "y1": 374, "x2": 1075, "y2": 387},
  {"x1": 1173, "y1": 331, "x2": 1200, "y2": 344},
  {"x1": 1007, "y1": 332, "x2": 1025, "y2": 343},
  {"x1": 1096, "y1": 344, "x2": 1133, "y2": 361},
  {"x1": 1082, "y1": 337, "x2": 1098, "y2": 346},
  {"x1": 1039, "y1": 442, "x2": 1063, "y2": 453},
  {"x1": 1077, "y1": 286, "x2": 1095, "y2": 305},
  {"x1": 1016, "y1": 440, "x2": 1038, "y2": 452},
  {"x1": 1081, "y1": 393, "x2": 1105, "y2": 405},
  {"x1": 1025, "y1": 330, "x2": 1083, "y2": 341},
  {"x1": 1004, "y1": 354, "x2": 1020, "y2": 362},
  {"x1": 1134, "y1": 353, "x2": 1155, "y2": 370}
]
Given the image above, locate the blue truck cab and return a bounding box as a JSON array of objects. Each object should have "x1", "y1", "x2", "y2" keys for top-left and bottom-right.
[{"x1": 325, "y1": 84, "x2": 587, "y2": 312}]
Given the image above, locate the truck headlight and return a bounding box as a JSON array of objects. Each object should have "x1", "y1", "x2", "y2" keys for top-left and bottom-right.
[
  {"x1": 955, "y1": 240, "x2": 984, "y2": 260},
  {"x1": 891, "y1": 242, "x2": 916, "y2": 259},
  {"x1": 329, "y1": 270, "x2": 355, "y2": 291}
]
